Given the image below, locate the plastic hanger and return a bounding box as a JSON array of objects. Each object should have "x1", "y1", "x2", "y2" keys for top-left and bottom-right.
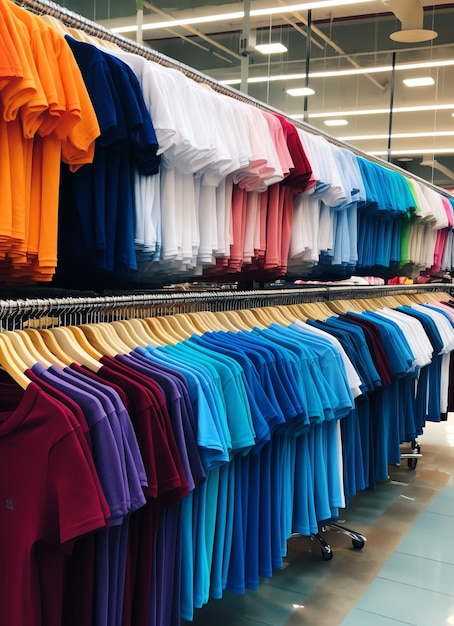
[
  {"x1": 0, "y1": 334, "x2": 30, "y2": 389},
  {"x1": 47, "y1": 327, "x2": 101, "y2": 371}
]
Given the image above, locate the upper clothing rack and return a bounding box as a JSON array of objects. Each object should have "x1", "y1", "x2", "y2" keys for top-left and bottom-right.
[
  {"x1": 14, "y1": 0, "x2": 451, "y2": 198},
  {"x1": 0, "y1": 282, "x2": 451, "y2": 330}
]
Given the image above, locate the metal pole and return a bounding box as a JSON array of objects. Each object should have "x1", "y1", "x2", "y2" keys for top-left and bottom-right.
[
  {"x1": 303, "y1": 8, "x2": 312, "y2": 123},
  {"x1": 387, "y1": 51, "x2": 396, "y2": 162},
  {"x1": 240, "y1": 0, "x2": 251, "y2": 94},
  {"x1": 136, "y1": 0, "x2": 143, "y2": 45}
]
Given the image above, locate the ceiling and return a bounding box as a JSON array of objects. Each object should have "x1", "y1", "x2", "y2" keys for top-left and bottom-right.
[{"x1": 59, "y1": 0, "x2": 454, "y2": 190}]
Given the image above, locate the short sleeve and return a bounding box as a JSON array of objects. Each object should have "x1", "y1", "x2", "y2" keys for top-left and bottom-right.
[{"x1": 46, "y1": 430, "x2": 107, "y2": 545}]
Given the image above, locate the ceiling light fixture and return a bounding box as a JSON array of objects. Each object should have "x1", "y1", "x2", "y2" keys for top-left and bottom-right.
[
  {"x1": 219, "y1": 59, "x2": 454, "y2": 86},
  {"x1": 385, "y1": 0, "x2": 438, "y2": 43},
  {"x1": 255, "y1": 43, "x2": 288, "y2": 54},
  {"x1": 339, "y1": 131, "x2": 454, "y2": 141},
  {"x1": 367, "y1": 148, "x2": 454, "y2": 156},
  {"x1": 111, "y1": 0, "x2": 375, "y2": 34},
  {"x1": 420, "y1": 160, "x2": 454, "y2": 179},
  {"x1": 287, "y1": 87, "x2": 315, "y2": 96},
  {"x1": 290, "y1": 103, "x2": 454, "y2": 120},
  {"x1": 397, "y1": 157, "x2": 414, "y2": 162},
  {"x1": 403, "y1": 76, "x2": 435, "y2": 87},
  {"x1": 324, "y1": 119, "x2": 348, "y2": 126}
]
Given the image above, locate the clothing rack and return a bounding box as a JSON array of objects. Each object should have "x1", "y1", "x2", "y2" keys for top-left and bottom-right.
[
  {"x1": 2, "y1": 282, "x2": 449, "y2": 560},
  {"x1": 14, "y1": 0, "x2": 451, "y2": 198},
  {"x1": 0, "y1": 283, "x2": 451, "y2": 331}
]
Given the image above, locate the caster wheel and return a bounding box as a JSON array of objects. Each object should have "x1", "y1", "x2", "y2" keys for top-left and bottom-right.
[
  {"x1": 352, "y1": 538, "x2": 365, "y2": 550},
  {"x1": 411, "y1": 441, "x2": 421, "y2": 453},
  {"x1": 321, "y1": 548, "x2": 333, "y2": 561},
  {"x1": 407, "y1": 458, "x2": 417, "y2": 470}
]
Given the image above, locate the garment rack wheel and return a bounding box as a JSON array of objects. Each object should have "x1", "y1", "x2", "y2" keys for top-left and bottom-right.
[
  {"x1": 292, "y1": 532, "x2": 334, "y2": 560},
  {"x1": 319, "y1": 524, "x2": 367, "y2": 551},
  {"x1": 312, "y1": 531, "x2": 334, "y2": 560},
  {"x1": 400, "y1": 439, "x2": 422, "y2": 470}
]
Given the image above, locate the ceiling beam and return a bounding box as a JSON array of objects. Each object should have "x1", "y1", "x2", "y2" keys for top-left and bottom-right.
[{"x1": 144, "y1": 2, "x2": 242, "y2": 61}]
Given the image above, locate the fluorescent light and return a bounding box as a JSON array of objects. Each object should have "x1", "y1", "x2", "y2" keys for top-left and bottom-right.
[
  {"x1": 299, "y1": 103, "x2": 454, "y2": 120},
  {"x1": 324, "y1": 119, "x2": 348, "y2": 126},
  {"x1": 339, "y1": 131, "x2": 454, "y2": 141},
  {"x1": 397, "y1": 157, "x2": 414, "y2": 162},
  {"x1": 403, "y1": 76, "x2": 435, "y2": 87},
  {"x1": 255, "y1": 43, "x2": 288, "y2": 54},
  {"x1": 367, "y1": 148, "x2": 454, "y2": 156},
  {"x1": 111, "y1": 0, "x2": 375, "y2": 33},
  {"x1": 287, "y1": 87, "x2": 315, "y2": 96},
  {"x1": 218, "y1": 59, "x2": 454, "y2": 86}
]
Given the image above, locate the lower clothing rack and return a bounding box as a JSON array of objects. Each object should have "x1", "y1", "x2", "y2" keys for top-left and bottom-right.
[{"x1": 0, "y1": 282, "x2": 451, "y2": 562}]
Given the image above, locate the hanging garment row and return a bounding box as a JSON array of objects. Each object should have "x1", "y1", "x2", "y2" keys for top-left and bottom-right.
[
  {"x1": 1, "y1": 288, "x2": 454, "y2": 626},
  {"x1": 2, "y1": 0, "x2": 454, "y2": 288}
]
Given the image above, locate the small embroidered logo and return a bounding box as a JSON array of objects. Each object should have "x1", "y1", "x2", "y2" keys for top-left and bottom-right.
[{"x1": 5, "y1": 497, "x2": 13, "y2": 511}]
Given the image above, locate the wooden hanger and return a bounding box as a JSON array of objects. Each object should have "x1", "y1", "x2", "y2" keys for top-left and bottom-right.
[
  {"x1": 116, "y1": 318, "x2": 153, "y2": 346},
  {"x1": 65, "y1": 326, "x2": 104, "y2": 360},
  {"x1": 20, "y1": 328, "x2": 67, "y2": 368},
  {"x1": 276, "y1": 305, "x2": 299, "y2": 324},
  {"x1": 98, "y1": 323, "x2": 133, "y2": 354},
  {"x1": 246, "y1": 307, "x2": 273, "y2": 327},
  {"x1": 78, "y1": 324, "x2": 117, "y2": 358},
  {"x1": 3, "y1": 330, "x2": 51, "y2": 369},
  {"x1": 296, "y1": 301, "x2": 336, "y2": 320},
  {"x1": 39, "y1": 14, "x2": 70, "y2": 36},
  {"x1": 156, "y1": 315, "x2": 192, "y2": 341},
  {"x1": 47, "y1": 327, "x2": 101, "y2": 371},
  {"x1": 220, "y1": 310, "x2": 249, "y2": 331},
  {"x1": 0, "y1": 334, "x2": 31, "y2": 389},
  {"x1": 235, "y1": 308, "x2": 267, "y2": 329},
  {"x1": 212, "y1": 311, "x2": 242, "y2": 332},
  {"x1": 285, "y1": 304, "x2": 307, "y2": 322},
  {"x1": 183, "y1": 313, "x2": 213, "y2": 334},
  {"x1": 109, "y1": 320, "x2": 148, "y2": 349},
  {"x1": 14, "y1": 329, "x2": 56, "y2": 368},
  {"x1": 126, "y1": 318, "x2": 161, "y2": 347},
  {"x1": 141, "y1": 317, "x2": 178, "y2": 345},
  {"x1": 173, "y1": 313, "x2": 203, "y2": 335},
  {"x1": 195, "y1": 311, "x2": 225, "y2": 332},
  {"x1": 34, "y1": 329, "x2": 74, "y2": 366}
]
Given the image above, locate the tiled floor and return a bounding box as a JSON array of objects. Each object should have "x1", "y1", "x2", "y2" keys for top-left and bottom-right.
[{"x1": 188, "y1": 416, "x2": 454, "y2": 626}]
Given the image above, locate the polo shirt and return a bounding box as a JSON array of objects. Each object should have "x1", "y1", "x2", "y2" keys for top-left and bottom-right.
[{"x1": 0, "y1": 380, "x2": 107, "y2": 626}]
